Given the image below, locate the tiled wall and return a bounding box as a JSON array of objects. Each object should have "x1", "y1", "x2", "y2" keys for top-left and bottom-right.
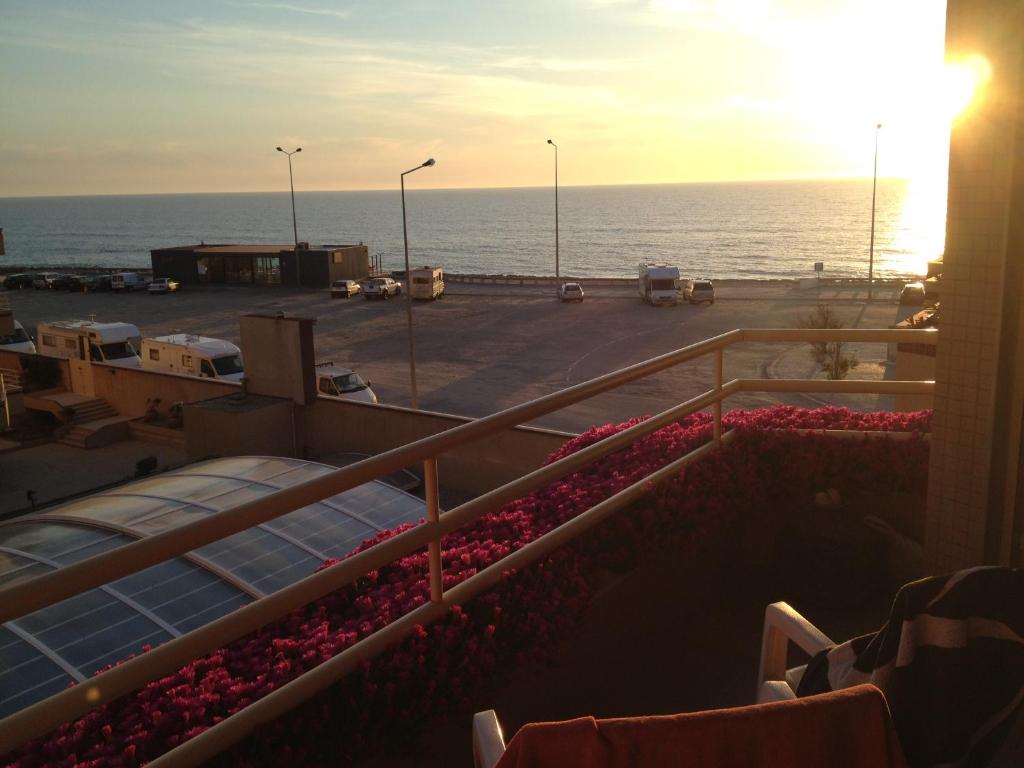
[{"x1": 924, "y1": 0, "x2": 1024, "y2": 571}]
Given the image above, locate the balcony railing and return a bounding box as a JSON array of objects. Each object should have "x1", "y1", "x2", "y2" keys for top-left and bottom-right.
[{"x1": 0, "y1": 327, "x2": 937, "y2": 764}]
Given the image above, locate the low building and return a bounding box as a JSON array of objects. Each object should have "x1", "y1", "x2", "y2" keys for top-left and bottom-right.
[{"x1": 150, "y1": 242, "x2": 369, "y2": 289}]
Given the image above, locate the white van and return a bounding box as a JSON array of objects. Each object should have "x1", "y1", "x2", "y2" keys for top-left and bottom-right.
[
  {"x1": 638, "y1": 263, "x2": 681, "y2": 306},
  {"x1": 141, "y1": 334, "x2": 244, "y2": 381},
  {"x1": 0, "y1": 320, "x2": 37, "y2": 354},
  {"x1": 314, "y1": 362, "x2": 378, "y2": 404},
  {"x1": 111, "y1": 272, "x2": 148, "y2": 292},
  {"x1": 409, "y1": 266, "x2": 444, "y2": 300},
  {"x1": 37, "y1": 320, "x2": 142, "y2": 367}
]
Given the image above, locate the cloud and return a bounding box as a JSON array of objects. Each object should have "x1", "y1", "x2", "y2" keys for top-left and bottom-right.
[{"x1": 226, "y1": 1, "x2": 353, "y2": 21}]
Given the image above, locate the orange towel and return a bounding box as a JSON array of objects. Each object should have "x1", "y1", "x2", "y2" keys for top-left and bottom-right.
[{"x1": 496, "y1": 684, "x2": 907, "y2": 768}]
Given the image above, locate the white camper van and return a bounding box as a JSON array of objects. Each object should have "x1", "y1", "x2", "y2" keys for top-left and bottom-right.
[
  {"x1": 111, "y1": 272, "x2": 148, "y2": 292},
  {"x1": 141, "y1": 334, "x2": 244, "y2": 381},
  {"x1": 0, "y1": 320, "x2": 37, "y2": 354},
  {"x1": 409, "y1": 266, "x2": 444, "y2": 300},
  {"x1": 36, "y1": 320, "x2": 142, "y2": 367},
  {"x1": 638, "y1": 263, "x2": 681, "y2": 306},
  {"x1": 314, "y1": 362, "x2": 378, "y2": 404}
]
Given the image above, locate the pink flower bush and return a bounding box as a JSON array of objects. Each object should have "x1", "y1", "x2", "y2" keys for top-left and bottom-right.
[{"x1": 2, "y1": 406, "x2": 932, "y2": 768}]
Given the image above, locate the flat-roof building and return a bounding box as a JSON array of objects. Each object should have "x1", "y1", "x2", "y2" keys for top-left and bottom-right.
[{"x1": 150, "y1": 242, "x2": 369, "y2": 289}]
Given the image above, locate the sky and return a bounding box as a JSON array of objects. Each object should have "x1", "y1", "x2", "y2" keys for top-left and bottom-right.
[{"x1": 0, "y1": 0, "x2": 952, "y2": 196}]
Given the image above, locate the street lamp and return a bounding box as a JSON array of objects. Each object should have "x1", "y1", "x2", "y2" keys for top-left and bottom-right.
[
  {"x1": 401, "y1": 158, "x2": 435, "y2": 409},
  {"x1": 277, "y1": 146, "x2": 302, "y2": 286},
  {"x1": 547, "y1": 139, "x2": 559, "y2": 278},
  {"x1": 867, "y1": 124, "x2": 881, "y2": 300}
]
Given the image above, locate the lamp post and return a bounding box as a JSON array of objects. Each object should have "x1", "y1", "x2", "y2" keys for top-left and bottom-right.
[
  {"x1": 276, "y1": 146, "x2": 302, "y2": 286},
  {"x1": 546, "y1": 139, "x2": 559, "y2": 279},
  {"x1": 401, "y1": 158, "x2": 435, "y2": 409},
  {"x1": 867, "y1": 123, "x2": 881, "y2": 300}
]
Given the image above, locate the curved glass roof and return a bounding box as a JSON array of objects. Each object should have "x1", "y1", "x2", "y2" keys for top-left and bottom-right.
[{"x1": 0, "y1": 457, "x2": 426, "y2": 718}]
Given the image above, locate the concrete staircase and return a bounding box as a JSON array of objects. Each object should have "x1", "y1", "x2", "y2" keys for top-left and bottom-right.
[{"x1": 58, "y1": 398, "x2": 126, "y2": 449}]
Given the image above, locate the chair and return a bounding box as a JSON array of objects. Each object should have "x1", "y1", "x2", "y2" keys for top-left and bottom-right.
[{"x1": 755, "y1": 601, "x2": 834, "y2": 702}]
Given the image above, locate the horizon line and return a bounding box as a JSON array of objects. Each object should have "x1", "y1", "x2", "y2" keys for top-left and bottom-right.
[{"x1": 0, "y1": 174, "x2": 909, "y2": 202}]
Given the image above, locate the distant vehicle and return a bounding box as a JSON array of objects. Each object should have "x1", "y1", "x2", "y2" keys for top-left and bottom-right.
[
  {"x1": 362, "y1": 277, "x2": 402, "y2": 300},
  {"x1": 2, "y1": 273, "x2": 35, "y2": 290},
  {"x1": 900, "y1": 282, "x2": 926, "y2": 305},
  {"x1": 409, "y1": 266, "x2": 445, "y2": 300},
  {"x1": 558, "y1": 282, "x2": 585, "y2": 303},
  {"x1": 32, "y1": 273, "x2": 62, "y2": 290},
  {"x1": 36, "y1": 320, "x2": 142, "y2": 367},
  {"x1": 330, "y1": 279, "x2": 361, "y2": 299},
  {"x1": 141, "y1": 334, "x2": 244, "y2": 381},
  {"x1": 683, "y1": 279, "x2": 715, "y2": 305},
  {"x1": 51, "y1": 274, "x2": 80, "y2": 291},
  {"x1": 314, "y1": 363, "x2": 378, "y2": 404},
  {"x1": 148, "y1": 278, "x2": 180, "y2": 294},
  {"x1": 638, "y1": 264, "x2": 680, "y2": 305},
  {"x1": 0, "y1": 320, "x2": 37, "y2": 354},
  {"x1": 64, "y1": 275, "x2": 100, "y2": 292},
  {"x1": 111, "y1": 272, "x2": 148, "y2": 292}
]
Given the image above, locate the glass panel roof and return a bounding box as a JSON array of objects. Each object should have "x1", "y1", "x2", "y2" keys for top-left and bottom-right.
[{"x1": 0, "y1": 456, "x2": 426, "y2": 718}]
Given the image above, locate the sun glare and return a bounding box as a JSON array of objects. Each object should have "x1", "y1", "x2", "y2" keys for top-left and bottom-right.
[{"x1": 942, "y1": 55, "x2": 991, "y2": 120}]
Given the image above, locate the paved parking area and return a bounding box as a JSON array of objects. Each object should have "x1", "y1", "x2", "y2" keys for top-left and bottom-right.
[{"x1": 3, "y1": 280, "x2": 911, "y2": 434}]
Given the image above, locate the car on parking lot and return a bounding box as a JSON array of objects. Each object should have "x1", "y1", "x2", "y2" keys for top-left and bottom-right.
[
  {"x1": 330, "y1": 279, "x2": 361, "y2": 299},
  {"x1": 900, "y1": 282, "x2": 926, "y2": 305},
  {"x1": 32, "y1": 272, "x2": 62, "y2": 290},
  {"x1": 683, "y1": 279, "x2": 715, "y2": 304},
  {"x1": 362, "y1": 277, "x2": 402, "y2": 300},
  {"x1": 314, "y1": 363, "x2": 379, "y2": 404},
  {"x1": 147, "y1": 278, "x2": 180, "y2": 294},
  {"x1": 2, "y1": 273, "x2": 35, "y2": 290},
  {"x1": 51, "y1": 274, "x2": 80, "y2": 291},
  {"x1": 65, "y1": 275, "x2": 103, "y2": 292},
  {"x1": 557, "y1": 282, "x2": 585, "y2": 302}
]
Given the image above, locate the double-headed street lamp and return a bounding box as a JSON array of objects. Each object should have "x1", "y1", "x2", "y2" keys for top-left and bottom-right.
[
  {"x1": 867, "y1": 123, "x2": 881, "y2": 300},
  {"x1": 547, "y1": 139, "x2": 559, "y2": 278},
  {"x1": 277, "y1": 146, "x2": 303, "y2": 286},
  {"x1": 401, "y1": 158, "x2": 435, "y2": 409}
]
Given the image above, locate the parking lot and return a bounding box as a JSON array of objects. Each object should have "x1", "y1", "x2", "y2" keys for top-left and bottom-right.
[{"x1": 3, "y1": 279, "x2": 908, "y2": 433}]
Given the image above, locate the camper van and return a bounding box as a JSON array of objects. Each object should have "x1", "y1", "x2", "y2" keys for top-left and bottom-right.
[
  {"x1": 314, "y1": 363, "x2": 378, "y2": 404},
  {"x1": 638, "y1": 263, "x2": 681, "y2": 305},
  {"x1": 0, "y1": 320, "x2": 37, "y2": 354},
  {"x1": 36, "y1": 320, "x2": 142, "y2": 367},
  {"x1": 141, "y1": 335, "x2": 244, "y2": 381},
  {"x1": 111, "y1": 272, "x2": 148, "y2": 292},
  {"x1": 409, "y1": 266, "x2": 445, "y2": 300}
]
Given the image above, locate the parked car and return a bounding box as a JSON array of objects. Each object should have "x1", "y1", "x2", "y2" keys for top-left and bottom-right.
[
  {"x1": 147, "y1": 278, "x2": 180, "y2": 294},
  {"x1": 683, "y1": 279, "x2": 715, "y2": 304},
  {"x1": 900, "y1": 282, "x2": 926, "y2": 305},
  {"x1": 314, "y1": 363, "x2": 378, "y2": 404},
  {"x1": 330, "y1": 279, "x2": 361, "y2": 299},
  {"x1": 2, "y1": 273, "x2": 35, "y2": 290},
  {"x1": 111, "y1": 272, "x2": 148, "y2": 292},
  {"x1": 65, "y1": 275, "x2": 101, "y2": 292},
  {"x1": 32, "y1": 272, "x2": 62, "y2": 290},
  {"x1": 51, "y1": 274, "x2": 80, "y2": 291},
  {"x1": 557, "y1": 282, "x2": 585, "y2": 303},
  {"x1": 362, "y1": 277, "x2": 402, "y2": 300}
]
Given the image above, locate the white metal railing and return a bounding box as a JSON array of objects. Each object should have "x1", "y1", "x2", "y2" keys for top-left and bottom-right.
[{"x1": 0, "y1": 327, "x2": 937, "y2": 762}]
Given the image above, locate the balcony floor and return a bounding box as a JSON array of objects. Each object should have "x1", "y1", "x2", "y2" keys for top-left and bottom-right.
[{"x1": 367, "y1": 534, "x2": 897, "y2": 767}]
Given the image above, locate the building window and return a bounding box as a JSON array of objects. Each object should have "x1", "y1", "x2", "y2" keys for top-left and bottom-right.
[
  {"x1": 149, "y1": 349, "x2": 160, "y2": 361},
  {"x1": 254, "y1": 256, "x2": 281, "y2": 285},
  {"x1": 64, "y1": 338, "x2": 77, "y2": 350},
  {"x1": 41, "y1": 334, "x2": 55, "y2": 346}
]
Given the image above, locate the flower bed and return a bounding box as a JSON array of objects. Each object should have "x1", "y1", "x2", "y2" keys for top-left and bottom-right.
[{"x1": 3, "y1": 407, "x2": 931, "y2": 768}]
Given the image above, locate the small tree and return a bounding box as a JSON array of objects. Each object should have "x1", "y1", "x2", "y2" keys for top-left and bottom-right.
[{"x1": 796, "y1": 304, "x2": 859, "y2": 380}]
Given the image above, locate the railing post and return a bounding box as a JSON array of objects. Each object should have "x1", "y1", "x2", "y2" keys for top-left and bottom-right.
[
  {"x1": 713, "y1": 349, "x2": 723, "y2": 444},
  {"x1": 424, "y1": 459, "x2": 443, "y2": 603}
]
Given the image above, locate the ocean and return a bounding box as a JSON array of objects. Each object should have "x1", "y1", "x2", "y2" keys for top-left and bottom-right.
[{"x1": 0, "y1": 179, "x2": 942, "y2": 280}]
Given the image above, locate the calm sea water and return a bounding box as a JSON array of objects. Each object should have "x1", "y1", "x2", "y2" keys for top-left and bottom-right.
[{"x1": 0, "y1": 179, "x2": 941, "y2": 279}]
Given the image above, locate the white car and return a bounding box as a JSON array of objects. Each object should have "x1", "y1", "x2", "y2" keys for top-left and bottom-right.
[
  {"x1": 683, "y1": 279, "x2": 715, "y2": 305},
  {"x1": 0, "y1": 320, "x2": 37, "y2": 354},
  {"x1": 557, "y1": 282, "x2": 585, "y2": 303},
  {"x1": 315, "y1": 363, "x2": 378, "y2": 404},
  {"x1": 331, "y1": 279, "x2": 361, "y2": 299},
  {"x1": 362, "y1": 277, "x2": 402, "y2": 300},
  {"x1": 148, "y1": 278, "x2": 180, "y2": 294}
]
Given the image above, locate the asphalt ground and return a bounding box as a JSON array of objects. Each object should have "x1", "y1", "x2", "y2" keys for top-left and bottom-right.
[{"x1": 3, "y1": 280, "x2": 914, "y2": 434}]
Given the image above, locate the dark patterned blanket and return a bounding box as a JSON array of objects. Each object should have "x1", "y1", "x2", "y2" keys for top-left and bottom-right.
[{"x1": 798, "y1": 567, "x2": 1024, "y2": 767}]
